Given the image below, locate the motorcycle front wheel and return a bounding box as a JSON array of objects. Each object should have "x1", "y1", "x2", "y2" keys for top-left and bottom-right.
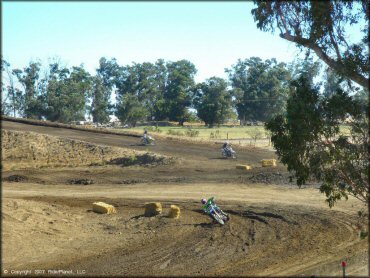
[{"x1": 212, "y1": 212, "x2": 225, "y2": 225}]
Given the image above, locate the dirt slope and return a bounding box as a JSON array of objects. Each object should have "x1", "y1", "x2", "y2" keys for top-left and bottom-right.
[{"x1": 1, "y1": 120, "x2": 368, "y2": 276}]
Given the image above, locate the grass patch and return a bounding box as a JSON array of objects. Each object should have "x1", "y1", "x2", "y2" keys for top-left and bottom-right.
[
  {"x1": 128, "y1": 125, "x2": 268, "y2": 140},
  {"x1": 127, "y1": 124, "x2": 352, "y2": 141}
]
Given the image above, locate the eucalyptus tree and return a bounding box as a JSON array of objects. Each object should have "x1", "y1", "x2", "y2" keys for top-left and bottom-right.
[
  {"x1": 45, "y1": 63, "x2": 92, "y2": 123},
  {"x1": 90, "y1": 57, "x2": 119, "y2": 123},
  {"x1": 12, "y1": 61, "x2": 44, "y2": 119},
  {"x1": 252, "y1": 1, "x2": 369, "y2": 90},
  {"x1": 193, "y1": 77, "x2": 232, "y2": 127},
  {"x1": 164, "y1": 60, "x2": 197, "y2": 125},
  {"x1": 266, "y1": 73, "x2": 368, "y2": 207},
  {"x1": 226, "y1": 57, "x2": 290, "y2": 124}
]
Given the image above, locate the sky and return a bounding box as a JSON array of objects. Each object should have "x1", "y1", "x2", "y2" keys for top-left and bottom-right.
[{"x1": 2, "y1": 1, "x2": 303, "y2": 83}]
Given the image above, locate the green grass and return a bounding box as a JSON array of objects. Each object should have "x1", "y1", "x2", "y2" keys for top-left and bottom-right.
[
  {"x1": 126, "y1": 124, "x2": 352, "y2": 141},
  {"x1": 128, "y1": 125, "x2": 268, "y2": 140}
]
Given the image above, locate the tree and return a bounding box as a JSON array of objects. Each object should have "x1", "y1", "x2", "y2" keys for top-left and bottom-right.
[
  {"x1": 165, "y1": 60, "x2": 197, "y2": 125},
  {"x1": 114, "y1": 62, "x2": 151, "y2": 125},
  {"x1": 90, "y1": 57, "x2": 118, "y2": 123},
  {"x1": 152, "y1": 59, "x2": 168, "y2": 121},
  {"x1": 13, "y1": 61, "x2": 44, "y2": 119},
  {"x1": 115, "y1": 93, "x2": 147, "y2": 127},
  {"x1": 266, "y1": 74, "x2": 368, "y2": 207},
  {"x1": 289, "y1": 57, "x2": 321, "y2": 84},
  {"x1": 226, "y1": 57, "x2": 290, "y2": 124},
  {"x1": 252, "y1": 1, "x2": 369, "y2": 90},
  {"x1": 45, "y1": 63, "x2": 92, "y2": 123},
  {"x1": 1, "y1": 59, "x2": 24, "y2": 116},
  {"x1": 193, "y1": 77, "x2": 232, "y2": 127},
  {"x1": 323, "y1": 67, "x2": 346, "y2": 98},
  {"x1": 91, "y1": 76, "x2": 111, "y2": 123},
  {"x1": 1, "y1": 59, "x2": 10, "y2": 115}
]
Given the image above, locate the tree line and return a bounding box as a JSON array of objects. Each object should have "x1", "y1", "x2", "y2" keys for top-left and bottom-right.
[{"x1": 2, "y1": 56, "x2": 314, "y2": 127}]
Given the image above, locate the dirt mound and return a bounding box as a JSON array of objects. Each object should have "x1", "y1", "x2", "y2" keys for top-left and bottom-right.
[{"x1": 1, "y1": 130, "x2": 172, "y2": 170}]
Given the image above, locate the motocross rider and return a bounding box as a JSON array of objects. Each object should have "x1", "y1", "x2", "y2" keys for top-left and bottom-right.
[
  {"x1": 201, "y1": 197, "x2": 228, "y2": 223},
  {"x1": 222, "y1": 141, "x2": 234, "y2": 156},
  {"x1": 143, "y1": 129, "x2": 149, "y2": 144}
]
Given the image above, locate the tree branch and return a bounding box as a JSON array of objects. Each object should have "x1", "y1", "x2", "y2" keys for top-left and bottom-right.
[
  {"x1": 329, "y1": 30, "x2": 342, "y2": 60},
  {"x1": 279, "y1": 32, "x2": 369, "y2": 90}
]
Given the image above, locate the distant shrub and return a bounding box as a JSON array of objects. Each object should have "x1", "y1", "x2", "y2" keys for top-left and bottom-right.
[
  {"x1": 210, "y1": 129, "x2": 221, "y2": 139},
  {"x1": 145, "y1": 126, "x2": 162, "y2": 133},
  {"x1": 185, "y1": 129, "x2": 199, "y2": 137},
  {"x1": 167, "y1": 129, "x2": 184, "y2": 136}
]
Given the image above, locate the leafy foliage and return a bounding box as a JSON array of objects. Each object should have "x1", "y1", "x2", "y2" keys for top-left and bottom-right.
[
  {"x1": 266, "y1": 74, "x2": 369, "y2": 207},
  {"x1": 45, "y1": 64, "x2": 92, "y2": 123},
  {"x1": 12, "y1": 62, "x2": 44, "y2": 119},
  {"x1": 226, "y1": 57, "x2": 290, "y2": 123},
  {"x1": 193, "y1": 77, "x2": 232, "y2": 127},
  {"x1": 115, "y1": 93, "x2": 147, "y2": 127},
  {"x1": 164, "y1": 60, "x2": 197, "y2": 125},
  {"x1": 90, "y1": 58, "x2": 118, "y2": 123},
  {"x1": 251, "y1": 0, "x2": 369, "y2": 90}
]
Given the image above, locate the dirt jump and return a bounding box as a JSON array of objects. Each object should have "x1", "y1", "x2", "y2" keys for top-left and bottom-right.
[{"x1": 2, "y1": 120, "x2": 368, "y2": 276}]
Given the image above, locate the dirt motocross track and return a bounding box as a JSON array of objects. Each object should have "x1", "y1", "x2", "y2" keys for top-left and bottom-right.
[{"x1": 2, "y1": 120, "x2": 369, "y2": 277}]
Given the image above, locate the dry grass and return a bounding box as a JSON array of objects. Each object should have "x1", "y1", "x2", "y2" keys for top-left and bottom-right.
[{"x1": 1, "y1": 130, "x2": 171, "y2": 171}]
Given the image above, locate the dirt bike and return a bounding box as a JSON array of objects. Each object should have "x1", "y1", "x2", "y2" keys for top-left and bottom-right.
[
  {"x1": 140, "y1": 136, "x2": 155, "y2": 146},
  {"x1": 208, "y1": 203, "x2": 230, "y2": 225},
  {"x1": 221, "y1": 148, "x2": 236, "y2": 159}
]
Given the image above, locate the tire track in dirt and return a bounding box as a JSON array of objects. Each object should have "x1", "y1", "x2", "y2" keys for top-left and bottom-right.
[{"x1": 2, "y1": 120, "x2": 368, "y2": 276}]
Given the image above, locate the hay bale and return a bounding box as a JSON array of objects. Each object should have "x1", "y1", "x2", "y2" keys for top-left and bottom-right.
[
  {"x1": 168, "y1": 205, "x2": 180, "y2": 219},
  {"x1": 145, "y1": 202, "x2": 162, "y2": 217},
  {"x1": 261, "y1": 159, "x2": 277, "y2": 167},
  {"x1": 92, "y1": 202, "x2": 117, "y2": 214},
  {"x1": 236, "y1": 164, "x2": 252, "y2": 170}
]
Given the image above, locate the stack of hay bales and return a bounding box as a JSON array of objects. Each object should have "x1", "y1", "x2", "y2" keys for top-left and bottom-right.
[
  {"x1": 236, "y1": 164, "x2": 252, "y2": 170},
  {"x1": 168, "y1": 205, "x2": 180, "y2": 219},
  {"x1": 261, "y1": 159, "x2": 277, "y2": 167},
  {"x1": 92, "y1": 202, "x2": 117, "y2": 214},
  {"x1": 144, "y1": 202, "x2": 162, "y2": 217}
]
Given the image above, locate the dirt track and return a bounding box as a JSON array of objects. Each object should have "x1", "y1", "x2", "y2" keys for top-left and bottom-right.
[{"x1": 2, "y1": 120, "x2": 369, "y2": 276}]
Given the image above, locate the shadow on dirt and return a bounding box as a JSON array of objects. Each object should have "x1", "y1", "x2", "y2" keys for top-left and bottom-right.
[
  {"x1": 108, "y1": 154, "x2": 168, "y2": 167},
  {"x1": 68, "y1": 178, "x2": 94, "y2": 185},
  {"x1": 210, "y1": 157, "x2": 238, "y2": 160},
  {"x1": 3, "y1": 174, "x2": 28, "y2": 182}
]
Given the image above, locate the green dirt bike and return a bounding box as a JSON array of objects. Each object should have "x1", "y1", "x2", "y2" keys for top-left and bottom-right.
[{"x1": 203, "y1": 197, "x2": 230, "y2": 225}]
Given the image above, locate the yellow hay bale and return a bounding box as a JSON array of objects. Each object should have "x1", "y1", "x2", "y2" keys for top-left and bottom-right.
[
  {"x1": 168, "y1": 205, "x2": 180, "y2": 219},
  {"x1": 145, "y1": 202, "x2": 162, "y2": 217},
  {"x1": 92, "y1": 202, "x2": 117, "y2": 214},
  {"x1": 261, "y1": 159, "x2": 277, "y2": 167},
  {"x1": 236, "y1": 164, "x2": 252, "y2": 170}
]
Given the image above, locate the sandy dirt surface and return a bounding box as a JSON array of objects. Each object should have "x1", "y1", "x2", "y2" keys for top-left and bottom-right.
[{"x1": 2, "y1": 120, "x2": 369, "y2": 277}]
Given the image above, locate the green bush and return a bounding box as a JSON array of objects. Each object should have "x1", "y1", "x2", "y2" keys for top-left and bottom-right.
[
  {"x1": 210, "y1": 129, "x2": 221, "y2": 139},
  {"x1": 185, "y1": 129, "x2": 199, "y2": 137},
  {"x1": 145, "y1": 126, "x2": 162, "y2": 133},
  {"x1": 167, "y1": 129, "x2": 184, "y2": 136}
]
